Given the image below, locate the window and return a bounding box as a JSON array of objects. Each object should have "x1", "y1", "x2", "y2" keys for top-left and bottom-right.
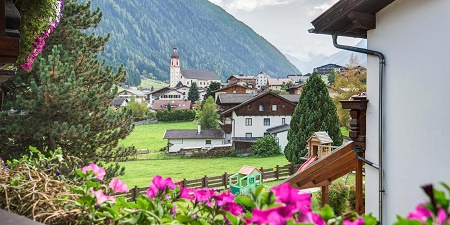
[
  {"x1": 264, "y1": 133, "x2": 270, "y2": 136},
  {"x1": 245, "y1": 133, "x2": 252, "y2": 138},
  {"x1": 272, "y1": 105, "x2": 277, "y2": 111},
  {"x1": 206, "y1": 140, "x2": 211, "y2": 144},
  {"x1": 248, "y1": 104, "x2": 252, "y2": 110},
  {"x1": 282, "y1": 118, "x2": 286, "y2": 124},
  {"x1": 259, "y1": 104, "x2": 265, "y2": 111},
  {"x1": 245, "y1": 118, "x2": 252, "y2": 126},
  {"x1": 264, "y1": 118, "x2": 270, "y2": 126}
]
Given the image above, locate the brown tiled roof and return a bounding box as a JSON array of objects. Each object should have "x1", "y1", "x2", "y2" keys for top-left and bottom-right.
[
  {"x1": 163, "y1": 129, "x2": 224, "y2": 139},
  {"x1": 221, "y1": 92, "x2": 297, "y2": 116},
  {"x1": 181, "y1": 70, "x2": 220, "y2": 80}
]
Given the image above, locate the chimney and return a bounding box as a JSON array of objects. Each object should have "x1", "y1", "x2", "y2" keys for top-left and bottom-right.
[{"x1": 198, "y1": 124, "x2": 201, "y2": 134}]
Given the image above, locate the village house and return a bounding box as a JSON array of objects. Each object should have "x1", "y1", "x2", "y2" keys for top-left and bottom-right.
[
  {"x1": 287, "y1": 74, "x2": 310, "y2": 84},
  {"x1": 220, "y1": 91, "x2": 298, "y2": 155},
  {"x1": 256, "y1": 72, "x2": 270, "y2": 89},
  {"x1": 169, "y1": 47, "x2": 221, "y2": 88},
  {"x1": 215, "y1": 93, "x2": 254, "y2": 112},
  {"x1": 152, "y1": 99, "x2": 191, "y2": 111},
  {"x1": 163, "y1": 125, "x2": 225, "y2": 153},
  {"x1": 266, "y1": 77, "x2": 293, "y2": 91},
  {"x1": 226, "y1": 74, "x2": 256, "y2": 87},
  {"x1": 287, "y1": 0, "x2": 450, "y2": 223},
  {"x1": 117, "y1": 88, "x2": 146, "y2": 102},
  {"x1": 314, "y1": 63, "x2": 347, "y2": 75},
  {"x1": 213, "y1": 84, "x2": 255, "y2": 101}
]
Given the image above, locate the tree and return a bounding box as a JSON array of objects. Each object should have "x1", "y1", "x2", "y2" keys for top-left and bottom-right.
[
  {"x1": 332, "y1": 54, "x2": 367, "y2": 126},
  {"x1": 197, "y1": 96, "x2": 218, "y2": 129},
  {"x1": 0, "y1": 0, "x2": 134, "y2": 178},
  {"x1": 188, "y1": 82, "x2": 200, "y2": 103},
  {"x1": 205, "y1": 81, "x2": 221, "y2": 100},
  {"x1": 126, "y1": 95, "x2": 148, "y2": 121},
  {"x1": 284, "y1": 72, "x2": 343, "y2": 163},
  {"x1": 252, "y1": 135, "x2": 281, "y2": 157}
]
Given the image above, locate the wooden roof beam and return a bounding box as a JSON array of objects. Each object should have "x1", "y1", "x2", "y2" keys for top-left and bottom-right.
[{"x1": 342, "y1": 11, "x2": 376, "y2": 34}]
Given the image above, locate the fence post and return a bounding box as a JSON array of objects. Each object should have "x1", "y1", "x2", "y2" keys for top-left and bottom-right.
[
  {"x1": 182, "y1": 178, "x2": 187, "y2": 188},
  {"x1": 223, "y1": 172, "x2": 228, "y2": 189},
  {"x1": 203, "y1": 175, "x2": 208, "y2": 188},
  {"x1": 260, "y1": 167, "x2": 264, "y2": 181},
  {"x1": 133, "y1": 185, "x2": 138, "y2": 202},
  {"x1": 275, "y1": 165, "x2": 279, "y2": 180},
  {"x1": 290, "y1": 163, "x2": 294, "y2": 175}
]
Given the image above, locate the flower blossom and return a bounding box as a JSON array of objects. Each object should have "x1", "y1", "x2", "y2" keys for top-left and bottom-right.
[
  {"x1": 146, "y1": 175, "x2": 175, "y2": 198},
  {"x1": 272, "y1": 183, "x2": 312, "y2": 213},
  {"x1": 82, "y1": 163, "x2": 106, "y2": 180},
  {"x1": 251, "y1": 206, "x2": 296, "y2": 225},
  {"x1": 343, "y1": 217, "x2": 365, "y2": 225},
  {"x1": 109, "y1": 177, "x2": 129, "y2": 193},
  {"x1": 90, "y1": 188, "x2": 116, "y2": 205}
]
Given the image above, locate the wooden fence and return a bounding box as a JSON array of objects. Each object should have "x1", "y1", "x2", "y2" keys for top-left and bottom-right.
[{"x1": 126, "y1": 163, "x2": 302, "y2": 201}]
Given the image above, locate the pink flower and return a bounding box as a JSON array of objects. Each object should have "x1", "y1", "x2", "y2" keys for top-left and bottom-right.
[
  {"x1": 437, "y1": 208, "x2": 448, "y2": 225},
  {"x1": 90, "y1": 188, "x2": 116, "y2": 205},
  {"x1": 407, "y1": 205, "x2": 433, "y2": 224},
  {"x1": 343, "y1": 217, "x2": 364, "y2": 225},
  {"x1": 214, "y1": 190, "x2": 242, "y2": 216},
  {"x1": 272, "y1": 183, "x2": 312, "y2": 213},
  {"x1": 109, "y1": 177, "x2": 129, "y2": 193},
  {"x1": 251, "y1": 206, "x2": 295, "y2": 225},
  {"x1": 82, "y1": 163, "x2": 106, "y2": 180},
  {"x1": 194, "y1": 188, "x2": 215, "y2": 205},
  {"x1": 146, "y1": 175, "x2": 175, "y2": 198},
  {"x1": 179, "y1": 187, "x2": 195, "y2": 200}
]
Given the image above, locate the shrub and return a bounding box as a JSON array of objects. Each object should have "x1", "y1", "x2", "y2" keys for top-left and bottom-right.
[
  {"x1": 315, "y1": 181, "x2": 350, "y2": 216},
  {"x1": 252, "y1": 135, "x2": 282, "y2": 157},
  {"x1": 348, "y1": 184, "x2": 365, "y2": 211},
  {"x1": 156, "y1": 109, "x2": 196, "y2": 122}
]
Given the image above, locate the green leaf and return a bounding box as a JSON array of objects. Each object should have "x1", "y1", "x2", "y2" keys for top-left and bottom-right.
[
  {"x1": 235, "y1": 196, "x2": 256, "y2": 208},
  {"x1": 11, "y1": 179, "x2": 19, "y2": 186},
  {"x1": 319, "y1": 204, "x2": 335, "y2": 221},
  {"x1": 225, "y1": 212, "x2": 241, "y2": 225},
  {"x1": 362, "y1": 213, "x2": 378, "y2": 225},
  {"x1": 175, "y1": 215, "x2": 195, "y2": 223},
  {"x1": 76, "y1": 169, "x2": 86, "y2": 179}
]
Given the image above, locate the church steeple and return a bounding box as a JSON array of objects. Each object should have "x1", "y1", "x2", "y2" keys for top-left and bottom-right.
[{"x1": 170, "y1": 47, "x2": 181, "y2": 87}]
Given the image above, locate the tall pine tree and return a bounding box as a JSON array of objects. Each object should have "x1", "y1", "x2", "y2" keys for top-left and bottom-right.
[
  {"x1": 198, "y1": 96, "x2": 218, "y2": 129},
  {"x1": 0, "y1": 0, "x2": 134, "y2": 178},
  {"x1": 188, "y1": 82, "x2": 200, "y2": 103},
  {"x1": 284, "y1": 72, "x2": 343, "y2": 164}
]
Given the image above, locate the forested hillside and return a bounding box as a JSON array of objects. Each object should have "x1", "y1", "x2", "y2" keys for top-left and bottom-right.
[{"x1": 90, "y1": 0, "x2": 300, "y2": 85}]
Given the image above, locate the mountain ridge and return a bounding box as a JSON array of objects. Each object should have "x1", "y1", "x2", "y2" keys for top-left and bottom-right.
[{"x1": 89, "y1": 0, "x2": 300, "y2": 85}]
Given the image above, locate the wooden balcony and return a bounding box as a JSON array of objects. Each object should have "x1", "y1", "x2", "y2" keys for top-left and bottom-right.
[{"x1": 220, "y1": 123, "x2": 232, "y2": 133}]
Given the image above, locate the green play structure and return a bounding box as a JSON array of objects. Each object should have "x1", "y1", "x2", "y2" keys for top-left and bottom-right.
[{"x1": 229, "y1": 165, "x2": 263, "y2": 195}]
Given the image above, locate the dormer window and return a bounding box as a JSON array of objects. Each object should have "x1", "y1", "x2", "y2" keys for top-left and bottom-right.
[{"x1": 259, "y1": 104, "x2": 264, "y2": 111}]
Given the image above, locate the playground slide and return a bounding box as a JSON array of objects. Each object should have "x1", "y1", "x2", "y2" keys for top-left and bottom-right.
[{"x1": 297, "y1": 156, "x2": 318, "y2": 173}]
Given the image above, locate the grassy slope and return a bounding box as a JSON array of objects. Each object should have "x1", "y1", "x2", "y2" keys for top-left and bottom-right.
[
  {"x1": 119, "y1": 122, "x2": 198, "y2": 150},
  {"x1": 140, "y1": 78, "x2": 169, "y2": 90},
  {"x1": 119, "y1": 155, "x2": 289, "y2": 187}
]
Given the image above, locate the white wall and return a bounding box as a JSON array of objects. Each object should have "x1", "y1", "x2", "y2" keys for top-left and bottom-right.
[
  {"x1": 365, "y1": 0, "x2": 450, "y2": 223},
  {"x1": 232, "y1": 111, "x2": 291, "y2": 138},
  {"x1": 168, "y1": 138, "x2": 224, "y2": 153},
  {"x1": 273, "y1": 131, "x2": 288, "y2": 153}
]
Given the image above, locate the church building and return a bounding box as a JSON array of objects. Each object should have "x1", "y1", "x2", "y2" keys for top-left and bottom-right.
[{"x1": 170, "y1": 47, "x2": 221, "y2": 88}]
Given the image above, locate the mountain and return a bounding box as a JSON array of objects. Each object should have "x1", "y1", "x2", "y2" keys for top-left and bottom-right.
[
  {"x1": 89, "y1": 0, "x2": 300, "y2": 85},
  {"x1": 287, "y1": 40, "x2": 367, "y2": 74}
]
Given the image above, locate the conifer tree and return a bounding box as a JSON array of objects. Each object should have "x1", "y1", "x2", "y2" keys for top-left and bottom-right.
[
  {"x1": 198, "y1": 96, "x2": 218, "y2": 129},
  {"x1": 205, "y1": 81, "x2": 221, "y2": 99},
  {"x1": 188, "y1": 82, "x2": 200, "y2": 103},
  {"x1": 284, "y1": 72, "x2": 343, "y2": 163},
  {"x1": 0, "y1": 0, "x2": 134, "y2": 178}
]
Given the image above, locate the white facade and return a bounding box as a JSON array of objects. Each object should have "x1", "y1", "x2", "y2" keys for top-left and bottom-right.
[
  {"x1": 170, "y1": 48, "x2": 181, "y2": 88},
  {"x1": 364, "y1": 0, "x2": 450, "y2": 223},
  {"x1": 272, "y1": 131, "x2": 288, "y2": 153},
  {"x1": 231, "y1": 111, "x2": 290, "y2": 139},
  {"x1": 256, "y1": 72, "x2": 270, "y2": 89},
  {"x1": 159, "y1": 90, "x2": 185, "y2": 100},
  {"x1": 167, "y1": 138, "x2": 224, "y2": 153}
]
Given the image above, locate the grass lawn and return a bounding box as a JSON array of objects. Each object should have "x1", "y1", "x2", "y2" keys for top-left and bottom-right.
[
  {"x1": 119, "y1": 155, "x2": 290, "y2": 188},
  {"x1": 340, "y1": 127, "x2": 349, "y2": 137},
  {"x1": 119, "y1": 122, "x2": 198, "y2": 150},
  {"x1": 140, "y1": 78, "x2": 169, "y2": 90}
]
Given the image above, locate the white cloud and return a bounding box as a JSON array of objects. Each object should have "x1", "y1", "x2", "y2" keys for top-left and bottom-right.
[
  {"x1": 210, "y1": 0, "x2": 290, "y2": 11},
  {"x1": 309, "y1": 0, "x2": 339, "y2": 16}
]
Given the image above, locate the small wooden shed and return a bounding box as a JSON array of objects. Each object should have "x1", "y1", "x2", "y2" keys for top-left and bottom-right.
[
  {"x1": 229, "y1": 165, "x2": 262, "y2": 195},
  {"x1": 307, "y1": 132, "x2": 333, "y2": 159}
]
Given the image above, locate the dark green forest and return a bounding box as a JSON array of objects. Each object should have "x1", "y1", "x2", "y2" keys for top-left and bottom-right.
[{"x1": 89, "y1": 0, "x2": 301, "y2": 85}]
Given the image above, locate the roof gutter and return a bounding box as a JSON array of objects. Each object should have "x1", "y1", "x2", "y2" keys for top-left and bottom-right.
[{"x1": 331, "y1": 33, "x2": 386, "y2": 224}]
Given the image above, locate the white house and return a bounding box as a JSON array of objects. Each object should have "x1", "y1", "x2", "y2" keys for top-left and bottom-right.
[
  {"x1": 256, "y1": 72, "x2": 270, "y2": 89},
  {"x1": 159, "y1": 90, "x2": 185, "y2": 101},
  {"x1": 266, "y1": 124, "x2": 290, "y2": 153},
  {"x1": 310, "y1": 0, "x2": 450, "y2": 223},
  {"x1": 220, "y1": 92, "x2": 298, "y2": 153},
  {"x1": 266, "y1": 78, "x2": 292, "y2": 91},
  {"x1": 163, "y1": 125, "x2": 225, "y2": 153}
]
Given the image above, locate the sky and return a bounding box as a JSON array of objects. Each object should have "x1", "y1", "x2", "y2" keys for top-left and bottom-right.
[{"x1": 208, "y1": 0, "x2": 363, "y2": 63}]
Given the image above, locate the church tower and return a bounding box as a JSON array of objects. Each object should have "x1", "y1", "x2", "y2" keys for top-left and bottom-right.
[{"x1": 170, "y1": 47, "x2": 181, "y2": 87}]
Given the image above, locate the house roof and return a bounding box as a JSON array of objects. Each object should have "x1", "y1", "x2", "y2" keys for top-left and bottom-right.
[
  {"x1": 152, "y1": 100, "x2": 191, "y2": 110},
  {"x1": 279, "y1": 94, "x2": 300, "y2": 103},
  {"x1": 315, "y1": 63, "x2": 346, "y2": 70},
  {"x1": 181, "y1": 70, "x2": 220, "y2": 81},
  {"x1": 227, "y1": 74, "x2": 256, "y2": 81},
  {"x1": 266, "y1": 124, "x2": 290, "y2": 134},
  {"x1": 232, "y1": 137, "x2": 260, "y2": 143},
  {"x1": 118, "y1": 89, "x2": 146, "y2": 97},
  {"x1": 213, "y1": 84, "x2": 252, "y2": 93},
  {"x1": 285, "y1": 83, "x2": 305, "y2": 91},
  {"x1": 111, "y1": 97, "x2": 128, "y2": 107},
  {"x1": 309, "y1": 0, "x2": 396, "y2": 38},
  {"x1": 238, "y1": 165, "x2": 261, "y2": 175},
  {"x1": 163, "y1": 129, "x2": 224, "y2": 139},
  {"x1": 307, "y1": 131, "x2": 333, "y2": 144},
  {"x1": 151, "y1": 87, "x2": 171, "y2": 95},
  {"x1": 221, "y1": 92, "x2": 297, "y2": 116},
  {"x1": 267, "y1": 78, "x2": 292, "y2": 86},
  {"x1": 171, "y1": 47, "x2": 179, "y2": 58},
  {"x1": 216, "y1": 93, "x2": 254, "y2": 104}
]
